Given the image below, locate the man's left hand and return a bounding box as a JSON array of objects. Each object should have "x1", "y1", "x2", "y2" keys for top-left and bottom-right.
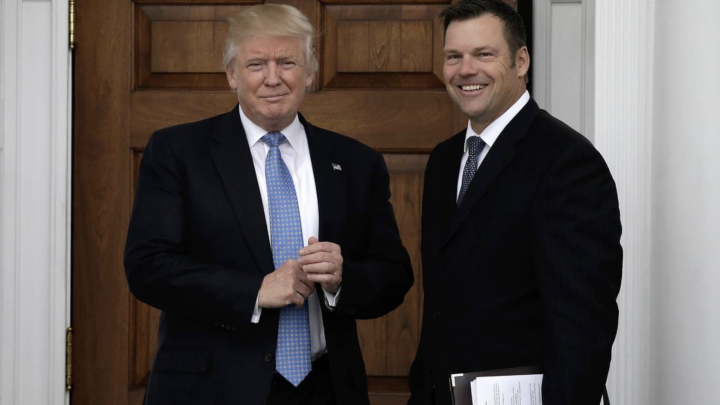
[{"x1": 299, "y1": 237, "x2": 343, "y2": 293}]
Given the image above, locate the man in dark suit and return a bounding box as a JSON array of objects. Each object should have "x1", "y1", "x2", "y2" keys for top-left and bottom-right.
[
  {"x1": 124, "y1": 5, "x2": 413, "y2": 405},
  {"x1": 408, "y1": 1, "x2": 622, "y2": 404}
]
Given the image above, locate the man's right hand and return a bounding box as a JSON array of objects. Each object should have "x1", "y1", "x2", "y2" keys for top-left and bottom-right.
[{"x1": 258, "y1": 260, "x2": 315, "y2": 308}]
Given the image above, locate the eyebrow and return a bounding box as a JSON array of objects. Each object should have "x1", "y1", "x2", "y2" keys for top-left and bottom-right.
[{"x1": 444, "y1": 45, "x2": 497, "y2": 53}]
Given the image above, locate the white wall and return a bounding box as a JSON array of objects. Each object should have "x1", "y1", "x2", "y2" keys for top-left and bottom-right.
[
  {"x1": 533, "y1": 0, "x2": 595, "y2": 140},
  {"x1": 537, "y1": 1, "x2": 655, "y2": 403},
  {"x1": 594, "y1": 1, "x2": 655, "y2": 404},
  {"x1": 651, "y1": 1, "x2": 720, "y2": 403},
  {"x1": 0, "y1": 0, "x2": 71, "y2": 404}
]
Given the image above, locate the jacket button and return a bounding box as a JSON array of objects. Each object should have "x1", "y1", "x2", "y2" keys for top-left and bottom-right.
[
  {"x1": 264, "y1": 353, "x2": 274, "y2": 363},
  {"x1": 432, "y1": 311, "x2": 440, "y2": 319}
]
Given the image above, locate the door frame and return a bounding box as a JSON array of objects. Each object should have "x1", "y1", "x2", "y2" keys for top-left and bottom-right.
[{"x1": 0, "y1": 0, "x2": 72, "y2": 405}]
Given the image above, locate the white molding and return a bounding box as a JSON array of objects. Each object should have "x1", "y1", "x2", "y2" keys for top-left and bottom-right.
[
  {"x1": 1, "y1": 0, "x2": 71, "y2": 404},
  {"x1": 535, "y1": 1, "x2": 653, "y2": 403},
  {"x1": 50, "y1": 0, "x2": 72, "y2": 402},
  {"x1": 1, "y1": 1, "x2": 21, "y2": 404},
  {"x1": 594, "y1": 1, "x2": 654, "y2": 405},
  {"x1": 533, "y1": 0, "x2": 594, "y2": 140}
]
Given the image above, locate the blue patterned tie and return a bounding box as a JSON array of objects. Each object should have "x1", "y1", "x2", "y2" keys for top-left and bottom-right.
[
  {"x1": 261, "y1": 132, "x2": 312, "y2": 386},
  {"x1": 457, "y1": 136, "x2": 486, "y2": 206}
]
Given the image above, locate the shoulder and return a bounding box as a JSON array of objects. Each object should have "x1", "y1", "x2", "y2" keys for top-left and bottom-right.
[
  {"x1": 531, "y1": 110, "x2": 596, "y2": 155},
  {"x1": 148, "y1": 110, "x2": 230, "y2": 150},
  {"x1": 426, "y1": 129, "x2": 465, "y2": 168},
  {"x1": 433, "y1": 129, "x2": 465, "y2": 155},
  {"x1": 528, "y1": 110, "x2": 613, "y2": 178},
  {"x1": 305, "y1": 121, "x2": 382, "y2": 164}
]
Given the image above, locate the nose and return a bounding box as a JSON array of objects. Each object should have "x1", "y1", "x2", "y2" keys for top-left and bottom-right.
[
  {"x1": 264, "y1": 62, "x2": 281, "y2": 86},
  {"x1": 457, "y1": 56, "x2": 476, "y2": 77}
]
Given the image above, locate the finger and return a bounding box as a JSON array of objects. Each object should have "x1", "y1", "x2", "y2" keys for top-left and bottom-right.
[
  {"x1": 298, "y1": 251, "x2": 331, "y2": 265},
  {"x1": 299, "y1": 241, "x2": 336, "y2": 256},
  {"x1": 282, "y1": 259, "x2": 301, "y2": 270},
  {"x1": 306, "y1": 274, "x2": 337, "y2": 284},
  {"x1": 295, "y1": 270, "x2": 316, "y2": 287},
  {"x1": 295, "y1": 281, "x2": 313, "y2": 298},
  {"x1": 308, "y1": 236, "x2": 319, "y2": 245},
  {"x1": 302, "y1": 262, "x2": 336, "y2": 274},
  {"x1": 293, "y1": 292, "x2": 305, "y2": 308}
]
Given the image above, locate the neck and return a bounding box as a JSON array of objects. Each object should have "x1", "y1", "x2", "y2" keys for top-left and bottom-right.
[{"x1": 469, "y1": 86, "x2": 525, "y2": 134}]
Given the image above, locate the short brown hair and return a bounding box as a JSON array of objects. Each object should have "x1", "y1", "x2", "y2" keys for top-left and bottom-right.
[{"x1": 440, "y1": 0, "x2": 527, "y2": 57}]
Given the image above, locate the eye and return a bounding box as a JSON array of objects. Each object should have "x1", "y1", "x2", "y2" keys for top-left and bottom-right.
[
  {"x1": 246, "y1": 62, "x2": 264, "y2": 71},
  {"x1": 280, "y1": 61, "x2": 298, "y2": 69},
  {"x1": 445, "y1": 54, "x2": 461, "y2": 64}
]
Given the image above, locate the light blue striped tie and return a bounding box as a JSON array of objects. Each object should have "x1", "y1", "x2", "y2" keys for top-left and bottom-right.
[{"x1": 261, "y1": 132, "x2": 312, "y2": 386}]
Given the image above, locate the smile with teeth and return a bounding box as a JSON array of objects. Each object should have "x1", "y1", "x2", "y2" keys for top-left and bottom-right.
[{"x1": 460, "y1": 84, "x2": 487, "y2": 91}]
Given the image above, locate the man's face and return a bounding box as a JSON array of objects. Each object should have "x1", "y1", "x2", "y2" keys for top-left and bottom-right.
[
  {"x1": 443, "y1": 15, "x2": 529, "y2": 132},
  {"x1": 225, "y1": 35, "x2": 314, "y2": 132}
]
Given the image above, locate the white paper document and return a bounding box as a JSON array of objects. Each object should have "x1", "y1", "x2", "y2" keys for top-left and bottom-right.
[{"x1": 470, "y1": 374, "x2": 543, "y2": 405}]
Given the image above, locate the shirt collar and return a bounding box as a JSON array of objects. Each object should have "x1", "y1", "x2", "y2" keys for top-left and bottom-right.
[
  {"x1": 463, "y1": 90, "x2": 530, "y2": 152},
  {"x1": 238, "y1": 106, "x2": 306, "y2": 156}
]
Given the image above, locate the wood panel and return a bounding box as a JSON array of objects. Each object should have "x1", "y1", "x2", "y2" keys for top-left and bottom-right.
[
  {"x1": 129, "y1": 91, "x2": 467, "y2": 152},
  {"x1": 135, "y1": 5, "x2": 248, "y2": 89},
  {"x1": 323, "y1": 4, "x2": 447, "y2": 89},
  {"x1": 75, "y1": 0, "x2": 475, "y2": 404},
  {"x1": 150, "y1": 22, "x2": 227, "y2": 72},
  {"x1": 73, "y1": 0, "x2": 131, "y2": 403},
  {"x1": 358, "y1": 154, "x2": 426, "y2": 377},
  {"x1": 337, "y1": 20, "x2": 432, "y2": 72}
]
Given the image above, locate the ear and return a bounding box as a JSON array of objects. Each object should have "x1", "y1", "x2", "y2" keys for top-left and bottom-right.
[
  {"x1": 515, "y1": 45, "x2": 530, "y2": 78},
  {"x1": 305, "y1": 68, "x2": 314, "y2": 89},
  {"x1": 225, "y1": 63, "x2": 238, "y2": 90}
]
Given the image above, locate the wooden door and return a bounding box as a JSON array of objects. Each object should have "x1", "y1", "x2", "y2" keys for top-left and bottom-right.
[{"x1": 72, "y1": 1, "x2": 476, "y2": 404}]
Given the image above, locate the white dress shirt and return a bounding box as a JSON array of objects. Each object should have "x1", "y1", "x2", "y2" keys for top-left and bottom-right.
[
  {"x1": 239, "y1": 107, "x2": 337, "y2": 360},
  {"x1": 456, "y1": 91, "x2": 531, "y2": 200}
]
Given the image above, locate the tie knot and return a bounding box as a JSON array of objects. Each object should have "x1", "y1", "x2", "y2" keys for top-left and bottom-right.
[
  {"x1": 261, "y1": 132, "x2": 287, "y2": 148},
  {"x1": 467, "y1": 136, "x2": 486, "y2": 157}
]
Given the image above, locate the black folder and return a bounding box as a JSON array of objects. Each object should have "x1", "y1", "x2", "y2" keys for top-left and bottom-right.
[{"x1": 448, "y1": 365, "x2": 543, "y2": 405}]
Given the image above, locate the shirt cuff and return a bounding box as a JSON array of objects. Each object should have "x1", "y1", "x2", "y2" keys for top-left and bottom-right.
[
  {"x1": 251, "y1": 296, "x2": 262, "y2": 323},
  {"x1": 323, "y1": 286, "x2": 341, "y2": 308}
]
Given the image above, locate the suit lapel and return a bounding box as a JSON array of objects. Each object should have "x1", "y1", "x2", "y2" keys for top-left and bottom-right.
[
  {"x1": 207, "y1": 105, "x2": 275, "y2": 274},
  {"x1": 302, "y1": 115, "x2": 346, "y2": 243},
  {"x1": 442, "y1": 99, "x2": 540, "y2": 248}
]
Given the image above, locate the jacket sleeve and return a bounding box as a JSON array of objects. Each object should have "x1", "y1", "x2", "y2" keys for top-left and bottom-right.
[
  {"x1": 331, "y1": 151, "x2": 414, "y2": 319},
  {"x1": 124, "y1": 131, "x2": 263, "y2": 333},
  {"x1": 532, "y1": 140, "x2": 623, "y2": 404}
]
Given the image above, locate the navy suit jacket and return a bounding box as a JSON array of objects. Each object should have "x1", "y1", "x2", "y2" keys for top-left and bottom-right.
[
  {"x1": 409, "y1": 99, "x2": 622, "y2": 405},
  {"x1": 124, "y1": 105, "x2": 413, "y2": 405}
]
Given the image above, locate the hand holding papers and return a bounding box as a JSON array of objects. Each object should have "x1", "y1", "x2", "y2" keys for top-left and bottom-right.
[
  {"x1": 470, "y1": 374, "x2": 542, "y2": 405},
  {"x1": 449, "y1": 366, "x2": 607, "y2": 405},
  {"x1": 449, "y1": 366, "x2": 542, "y2": 405}
]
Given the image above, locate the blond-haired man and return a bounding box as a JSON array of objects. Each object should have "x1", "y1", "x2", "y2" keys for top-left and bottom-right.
[{"x1": 125, "y1": 5, "x2": 413, "y2": 405}]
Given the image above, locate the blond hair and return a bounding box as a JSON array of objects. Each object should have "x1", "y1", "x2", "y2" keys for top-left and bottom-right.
[{"x1": 223, "y1": 4, "x2": 318, "y2": 75}]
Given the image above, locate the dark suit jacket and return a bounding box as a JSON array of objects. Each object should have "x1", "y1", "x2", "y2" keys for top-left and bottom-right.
[
  {"x1": 408, "y1": 99, "x2": 622, "y2": 405},
  {"x1": 124, "y1": 105, "x2": 413, "y2": 405}
]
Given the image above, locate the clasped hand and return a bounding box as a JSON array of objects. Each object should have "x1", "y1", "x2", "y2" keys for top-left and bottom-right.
[{"x1": 258, "y1": 237, "x2": 343, "y2": 308}]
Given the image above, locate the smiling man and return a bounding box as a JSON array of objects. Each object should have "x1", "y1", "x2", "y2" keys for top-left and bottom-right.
[
  {"x1": 124, "y1": 5, "x2": 413, "y2": 405},
  {"x1": 408, "y1": 1, "x2": 623, "y2": 404}
]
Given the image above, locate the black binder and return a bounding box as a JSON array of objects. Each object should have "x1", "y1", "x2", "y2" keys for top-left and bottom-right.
[{"x1": 448, "y1": 366, "x2": 543, "y2": 405}]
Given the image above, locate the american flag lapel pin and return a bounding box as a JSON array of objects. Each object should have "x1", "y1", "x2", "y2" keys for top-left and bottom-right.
[{"x1": 332, "y1": 163, "x2": 342, "y2": 171}]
